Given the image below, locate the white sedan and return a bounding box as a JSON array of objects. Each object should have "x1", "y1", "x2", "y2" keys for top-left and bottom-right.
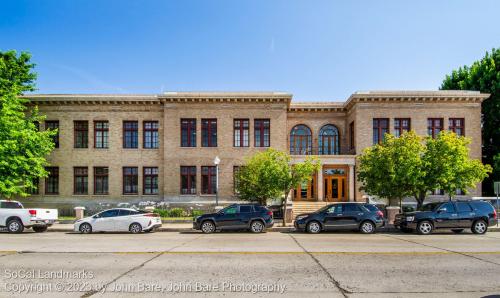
[{"x1": 74, "y1": 208, "x2": 162, "y2": 233}]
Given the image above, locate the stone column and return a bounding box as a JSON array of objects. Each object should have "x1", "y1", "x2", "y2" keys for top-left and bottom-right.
[
  {"x1": 317, "y1": 166, "x2": 324, "y2": 201},
  {"x1": 349, "y1": 165, "x2": 355, "y2": 201}
]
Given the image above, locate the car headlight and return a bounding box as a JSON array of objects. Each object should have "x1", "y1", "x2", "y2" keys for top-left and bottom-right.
[
  {"x1": 296, "y1": 215, "x2": 308, "y2": 221},
  {"x1": 406, "y1": 216, "x2": 415, "y2": 222}
]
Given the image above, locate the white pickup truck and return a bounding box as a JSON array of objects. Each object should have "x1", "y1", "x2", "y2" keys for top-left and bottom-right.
[{"x1": 0, "y1": 200, "x2": 58, "y2": 233}]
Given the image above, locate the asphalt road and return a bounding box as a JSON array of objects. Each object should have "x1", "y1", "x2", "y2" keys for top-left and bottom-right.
[{"x1": 1, "y1": 231, "x2": 500, "y2": 298}]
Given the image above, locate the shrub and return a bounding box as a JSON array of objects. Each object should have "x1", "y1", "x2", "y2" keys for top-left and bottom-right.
[
  {"x1": 191, "y1": 210, "x2": 204, "y2": 217},
  {"x1": 153, "y1": 208, "x2": 170, "y2": 217},
  {"x1": 169, "y1": 208, "x2": 185, "y2": 217}
]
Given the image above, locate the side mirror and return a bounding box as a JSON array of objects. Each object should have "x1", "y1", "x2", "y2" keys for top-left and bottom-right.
[
  {"x1": 93, "y1": 214, "x2": 100, "y2": 219},
  {"x1": 437, "y1": 209, "x2": 446, "y2": 213}
]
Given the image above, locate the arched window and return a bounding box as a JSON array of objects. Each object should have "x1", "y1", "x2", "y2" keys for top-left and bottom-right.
[
  {"x1": 290, "y1": 125, "x2": 312, "y2": 155},
  {"x1": 318, "y1": 125, "x2": 340, "y2": 155}
]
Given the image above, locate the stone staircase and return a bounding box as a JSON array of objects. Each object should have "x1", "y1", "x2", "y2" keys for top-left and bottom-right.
[{"x1": 292, "y1": 201, "x2": 328, "y2": 216}]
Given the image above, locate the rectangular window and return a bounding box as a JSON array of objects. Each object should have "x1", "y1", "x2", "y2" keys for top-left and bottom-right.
[
  {"x1": 143, "y1": 121, "x2": 159, "y2": 149},
  {"x1": 201, "y1": 119, "x2": 217, "y2": 147},
  {"x1": 73, "y1": 167, "x2": 88, "y2": 194},
  {"x1": 254, "y1": 119, "x2": 270, "y2": 147},
  {"x1": 180, "y1": 166, "x2": 196, "y2": 195},
  {"x1": 233, "y1": 166, "x2": 241, "y2": 194},
  {"x1": 74, "y1": 121, "x2": 88, "y2": 148},
  {"x1": 234, "y1": 119, "x2": 249, "y2": 147},
  {"x1": 94, "y1": 121, "x2": 109, "y2": 148},
  {"x1": 123, "y1": 121, "x2": 138, "y2": 148},
  {"x1": 123, "y1": 167, "x2": 138, "y2": 194},
  {"x1": 373, "y1": 118, "x2": 389, "y2": 145},
  {"x1": 181, "y1": 119, "x2": 196, "y2": 147},
  {"x1": 45, "y1": 167, "x2": 59, "y2": 194},
  {"x1": 201, "y1": 166, "x2": 217, "y2": 194},
  {"x1": 28, "y1": 178, "x2": 39, "y2": 195},
  {"x1": 94, "y1": 167, "x2": 109, "y2": 195},
  {"x1": 427, "y1": 118, "x2": 444, "y2": 139},
  {"x1": 143, "y1": 167, "x2": 159, "y2": 195},
  {"x1": 45, "y1": 120, "x2": 59, "y2": 148},
  {"x1": 449, "y1": 118, "x2": 465, "y2": 136},
  {"x1": 394, "y1": 118, "x2": 411, "y2": 137},
  {"x1": 349, "y1": 121, "x2": 355, "y2": 150}
]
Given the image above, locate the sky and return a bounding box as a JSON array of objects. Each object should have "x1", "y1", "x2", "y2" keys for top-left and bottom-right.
[{"x1": 0, "y1": 0, "x2": 498, "y2": 101}]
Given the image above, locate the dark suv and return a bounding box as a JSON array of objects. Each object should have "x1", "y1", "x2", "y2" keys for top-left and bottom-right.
[
  {"x1": 394, "y1": 200, "x2": 497, "y2": 235},
  {"x1": 193, "y1": 204, "x2": 274, "y2": 233},
  {"x1": 294, "y1": 203, "x2": 385, "y2": 234}
]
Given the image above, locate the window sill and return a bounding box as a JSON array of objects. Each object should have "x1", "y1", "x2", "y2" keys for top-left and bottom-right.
[
  {"x1": 93, "y1": 193, "x2": 109, "y2": 196},
  {"x1": 200, "y1": 194, "x2": 216, "y2": 197}
]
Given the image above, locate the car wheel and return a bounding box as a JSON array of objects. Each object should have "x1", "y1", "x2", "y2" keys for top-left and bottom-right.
[
  {"x1": 360, "y1": 221, "x2": 376, "y2": 234},
  {"x1": 451, "y1": 229, "x2": 464, "y2": 234},
  {"x1": 471, "y1": 220, "x2": 487, "y2": 234},
  {"x1": 201, "y1": 221, "x2": 216, "y2": 234},
  {"x1": 33, "y1": 226, "x2": 48, "y2": 233},
  {"x1": 306, "y1": 221, "x2": 321, "y2": 234},
  {"x1": 7, "y1": 219, "x2": 24, "y2": 233},
  {"x1": 79, "y1": 223, "x2": 92, "y2": 234},
  {"x1": 129, "y1": 223, "x2": 142, "y2": 234},
  {"x1": 417, "y1": 221, "x2": 433, "y2": 235},
  {"x1": 250, "y1": 220, "x2": 265, "y2": 233}
]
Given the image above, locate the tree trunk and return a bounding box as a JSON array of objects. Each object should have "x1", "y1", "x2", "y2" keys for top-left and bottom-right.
[
  {"x1": 282, "y1": 190, "x2": 289, "y2": 227},
  {"x1": 415, "y1": 192, "x2": 426, "y2": 210}
]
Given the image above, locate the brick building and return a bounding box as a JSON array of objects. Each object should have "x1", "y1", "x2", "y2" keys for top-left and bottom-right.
[{"x1": 21, "y1": 91, "x2": 488, "y2": 213}]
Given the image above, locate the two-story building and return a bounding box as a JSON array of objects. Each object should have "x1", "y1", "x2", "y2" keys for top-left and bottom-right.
[{"x1": 21, "y1": 91, "x2": 488, "y2": 214}]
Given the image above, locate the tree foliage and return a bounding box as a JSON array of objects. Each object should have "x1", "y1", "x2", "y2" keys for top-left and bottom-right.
[
  {"x1": 441, "y1": 48, "x2": 500, "y2": 195},
  {"x1": 0, "y1": 51, "x2": 37, "y2": 96},
  {"x1": 357, "y1": 131, "x2": 425, "y2": 205},
  {"x1": 237, "y1": 148, "x2": 320, "y2": 225},
  {"x1": 0, "y1": 50, "x2": 56, "y2": 199},
  {"x1": 357, "y1": 131, "x2": 492, "y2": 210}
]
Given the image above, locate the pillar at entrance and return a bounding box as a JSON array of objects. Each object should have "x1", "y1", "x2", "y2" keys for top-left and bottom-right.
[
  {"x1": 349, "y1": 165, "x2": 355, "y2": 201},
  {"x1": 317, "y1": 167, "x2": 324, "y2": 201}
]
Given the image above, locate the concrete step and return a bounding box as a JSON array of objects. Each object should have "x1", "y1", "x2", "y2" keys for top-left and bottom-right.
[{"x1": 292, "y1": 201, "x2": 328, "y2": 215}]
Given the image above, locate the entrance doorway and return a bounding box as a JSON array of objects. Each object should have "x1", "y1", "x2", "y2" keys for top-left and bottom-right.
[{"x1": 323, "y1": 166, "x2": 348, "y2": 202}]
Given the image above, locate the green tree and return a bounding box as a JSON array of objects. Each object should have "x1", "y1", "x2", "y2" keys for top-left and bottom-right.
[
  {"x1": 0, "y1": 51, "x2": 37, "y2": 96},
  {"x1": 357, "y1": 131, "x2": 492, "y2": 210},
  {"x1": 357, "y1": 131, "x2": 426, "y2": 209},
  {"x1": 0, "y1": 51, "x2": 56, "y2": 199},
  {"x1": 424, "y1": 131, "x2": 492, "y2": 200},
  {"x1": 441, "y1": 48, "x2": 500, "y2": 195},
  {"x1": 237, "y1": 148, "x2": 320, "y2": 226}
]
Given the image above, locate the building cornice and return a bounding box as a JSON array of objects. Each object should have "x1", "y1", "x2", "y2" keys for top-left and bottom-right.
[{"x1": 21, "y1": 90, "x2": 490, "y2": 109}]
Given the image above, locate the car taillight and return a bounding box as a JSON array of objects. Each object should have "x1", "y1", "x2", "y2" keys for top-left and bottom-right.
[
  {"x1": 376, "y1": 211, "x2": 384, "y2": 217},
  {"x1": 267, "y1": 211, "x2": 273, "y2": 216},
  {"x1": 494, "y1": 209, "x2": 497, "y2": 220},
  {"x1": 29, "y1": 210, "x2": 37, "y2": 217}
]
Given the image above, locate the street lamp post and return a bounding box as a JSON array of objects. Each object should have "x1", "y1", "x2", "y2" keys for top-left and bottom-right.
[{"x1": 214, "y1": 156, "x2": 220, "y2": 206}]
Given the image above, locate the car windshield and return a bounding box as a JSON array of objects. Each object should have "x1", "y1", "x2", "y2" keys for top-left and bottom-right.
[
  {"x1": 421, "y1": 203, "x2": 441, "y2": 212},
  {"x1": 317, "y1": 205, "x2": 333, "y2": 213}
]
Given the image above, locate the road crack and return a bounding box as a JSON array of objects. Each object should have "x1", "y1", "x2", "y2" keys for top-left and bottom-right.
[
  {"x1": 288, "y1": 234, "x2": 351, "y2": 298},
  {"x1": 382, "y1": 234, "x2": 500, "y2": 266},
  {"x1": 81, "y1": 234, "x2": 206, "y2": 298}
]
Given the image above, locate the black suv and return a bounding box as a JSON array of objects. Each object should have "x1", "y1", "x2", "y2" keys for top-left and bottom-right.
[
  {"x1": 193, "y1": 204, "x2": 274, "y2": 233},
  {"x1": 394, "y1": 200, "x2": 497, "y2": 235},
  {"x1": 294, "y1": 203, "x2": 385, "y2": 234}
]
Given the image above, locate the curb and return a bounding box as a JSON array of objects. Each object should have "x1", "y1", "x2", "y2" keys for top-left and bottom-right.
[{"x1": 47, "y1": 226, "x2": 500, "y2": 233}]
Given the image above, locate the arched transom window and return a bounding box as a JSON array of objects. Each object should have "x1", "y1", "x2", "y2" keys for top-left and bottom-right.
[
  {"x1": 290, "y1": 125, "x2": 312, "y2": 155},
  {"x1": 318, "y1": 124, "x2": 340, "y2": 155}
]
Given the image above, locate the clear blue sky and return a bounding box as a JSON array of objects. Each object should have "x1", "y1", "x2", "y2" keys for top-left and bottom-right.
[{"x1": 1, "y1": 0, "x2": 498, "y2": 101}]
